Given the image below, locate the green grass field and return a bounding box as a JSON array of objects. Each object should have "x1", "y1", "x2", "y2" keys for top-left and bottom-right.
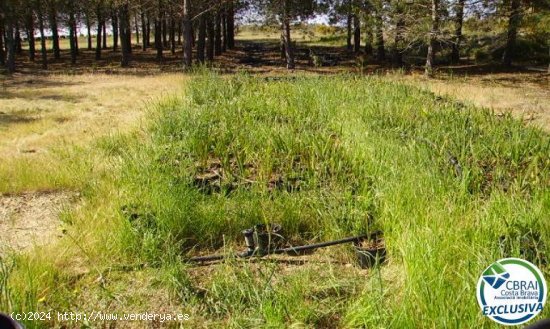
[{"x1": 1, "y1": 73, "x2": 549, "y2": 328}]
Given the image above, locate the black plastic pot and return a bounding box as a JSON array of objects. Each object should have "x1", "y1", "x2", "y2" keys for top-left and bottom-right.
[
  {"x1": 254, "y1": 223, "x2": 283, "y2": 255},
  {"x1": 354, "y1": 231, "x2": 386, "y2": 269},
  {"x1": 242, "y1": 228, "x2": 256, "y2": 253}
]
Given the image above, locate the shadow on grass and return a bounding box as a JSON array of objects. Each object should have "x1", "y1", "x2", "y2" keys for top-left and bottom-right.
[
  {"x1": 2, "y1": 38, "x2": 546, "y2": 86},
  {"x1": 0, "y1": 112, "x2": 38, "y2": 127}
]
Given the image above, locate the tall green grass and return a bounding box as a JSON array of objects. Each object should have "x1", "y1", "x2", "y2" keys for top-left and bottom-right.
[{"x1": 2, "y1": 73, "x2": 548, "y2": 328}]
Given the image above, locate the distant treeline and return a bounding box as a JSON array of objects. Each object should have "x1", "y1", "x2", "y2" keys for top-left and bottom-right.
[{"x1": 0, "y1": 0, "x2": 549, "y2": 74}]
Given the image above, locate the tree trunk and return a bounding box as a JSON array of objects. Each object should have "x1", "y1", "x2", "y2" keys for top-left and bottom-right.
[
  {"x1": 364, "y1": 23, "x2": 373, "y2": 55},
  {"x1": 191, "y1": 25, "x2": 195, "y2": 48},
  {"x1": 125, "y1": 15, "x2": 132, "y2": 54},
  {"x1": 96, "y1": 6, "x2": 103, "y2": 60},
  {"x1": 102, "y1": 23, "x2": 107, "y2": 49},
  {"x1": 49, "y1": 5, "x2": 60, "y2": 59},
  {"x1": 39, "y1": 14, "x2": 48, "y2": 69},
  {"x1": 135, "y1": 13, "x2": 140, "y2": 46},
  {"x1": 177, "y1": 22, "x2": 182, "y2": 45},
  {"x1": 282, "y1": 18, "x2": 295, "y2": 69},
  {"x1": 346, "y1": 14, "x2": 352, "y2": 51},
  {"x1": 141, "y1": 10, "x2": 147, "y2": 50},
  {"x1": 392, "y1": 7, "x2": 404, "y2": 67},
  {"x1": 451, "y1": 0, "x2": 465, "y2": 64},
  {"x1": 162, "y1": 15, "x2": 168, "y2": 48},
  {"x1": 280, "y1": 31, "x2": 286, "y2": 59},
  {"x1": 86, "y1": 16, "x2": 93, "y2": 50},
  {"x1": 502, "y1": 0, "x2": 521, "y2": 67},
  {"x1": 170, "y1": 16, "x2": 176, "y2": 55},
  {"x1": 215, "y1": 12, "x2": 222, "y2": 56},
  {"x1": 26, "y1": 11, "x2": 36, "y2": 62},
  {"x1": 69, "y1": 9, "x2": 77, "y2": 64},
  {"x1": 425, "y1": 0, "x2": 439, "y2": 76},
  {"x1": 353, "y1": 14, "x2": 361, "y2": 53},
  {"x1": 15, "y1": 24, "x2": 23, "y2": 55},
  {"x1": 146, "y1": 14, "x2": 151, "y2": 47},
  {"x1": 197, "y1": 14, "x2": 206, "y2": 63},
  {"x1": 112, "y1": 11, "x2": 119, "y2": 51},
  {"x1": 74, "y1": 19, "x2": 79, "y2": 55},
  {"x1": 155, "y1": 19, "x2": 163, "y2": 60},
  {"x1": 0, "y1": 17, "x2": 5, "y2": 66},
  {"x1": 182, "y1": 0, "x2": 193, "y2": 69},
  {"x1": 206, "y1": 13, "x2": 215, "y2": 61},
  {"x1": 374, "y1": 10, "x2": 385, "y2": 61},
  {"x1": 5, "y1": 20, "x2": 16, "y2": 73},
  {"x1": 119, "y1": 3, "x2": 131, "y2": 67},
  {"x1": 226, "y1": 0, "x2": 235, "y2": 49},
  {"x1": 222, "y1": 9, "x2": 227, "y2": 53}
]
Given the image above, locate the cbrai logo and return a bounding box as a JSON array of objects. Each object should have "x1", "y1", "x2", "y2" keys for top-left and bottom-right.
[
  {"x1": 482, "y1": 262, "x2": 511, "y2": 289},
  {"x1": 477, "y1": 258, "x2": 547, "y2": 326}
]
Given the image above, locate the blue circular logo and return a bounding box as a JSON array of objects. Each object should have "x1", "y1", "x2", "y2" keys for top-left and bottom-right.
[{"x1": 477, "y1": 258, "x2": 547, "y2": 326}]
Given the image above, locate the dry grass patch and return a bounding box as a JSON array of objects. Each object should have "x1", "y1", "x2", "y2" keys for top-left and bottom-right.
[
  {"x1": 392, "y1": 71, "x2": 550, "y2": 131},
  {"x1": 0, "y1": 73, "x2": 187, "y2": 194},
  {"x1": 0, "y1": 73, "x2": 186, "y2": 158}
]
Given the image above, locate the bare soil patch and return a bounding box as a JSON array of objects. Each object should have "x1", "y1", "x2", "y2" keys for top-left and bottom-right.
[{"x1": 0, "y1": 191, "x2": 78, "y2": 253}]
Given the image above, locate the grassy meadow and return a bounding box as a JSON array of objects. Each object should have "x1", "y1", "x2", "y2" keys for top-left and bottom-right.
[{"x1": 1, "y1": 72, "x2": 549, "y2": 328}]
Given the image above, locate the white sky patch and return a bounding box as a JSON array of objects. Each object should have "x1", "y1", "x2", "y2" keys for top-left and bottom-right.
[{"x1": 307, "y1": 14, "x2": 330, "y2": 25}]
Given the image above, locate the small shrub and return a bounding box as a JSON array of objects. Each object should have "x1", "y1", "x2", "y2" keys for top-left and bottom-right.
[
  {"x1": 474, "y1": 49, "x2": 490, "y2": 63},
  {"x1": 355, "y1": 55, "x2": 368, "y2": 71},
  {"x1": 314, "y1": 25, "x2": 339, "y2": 36},
  {"x1": 309, "y1": 50, "x2": 323, "y2": 67}
]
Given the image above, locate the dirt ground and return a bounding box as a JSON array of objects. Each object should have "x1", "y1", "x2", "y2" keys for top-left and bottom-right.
[{"x1": 0, "y1": 191, "x2": 77, "y2": 254}]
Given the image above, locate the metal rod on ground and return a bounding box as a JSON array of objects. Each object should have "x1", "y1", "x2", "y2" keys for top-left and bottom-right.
[
  {"x1": 272, "y1": 234, "x2": 368, "y2": 255},
  {"x1": 188, "y1": 233, "x2": 373, "y2": 263},
  {"x1": 188, "y1": 251, "x2": 252, "y2": 263}
]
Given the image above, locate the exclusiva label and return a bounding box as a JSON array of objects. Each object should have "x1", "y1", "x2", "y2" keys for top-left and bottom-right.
[{"x1": 477, "y1": 258, "x2": 547, "y2": 326}]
